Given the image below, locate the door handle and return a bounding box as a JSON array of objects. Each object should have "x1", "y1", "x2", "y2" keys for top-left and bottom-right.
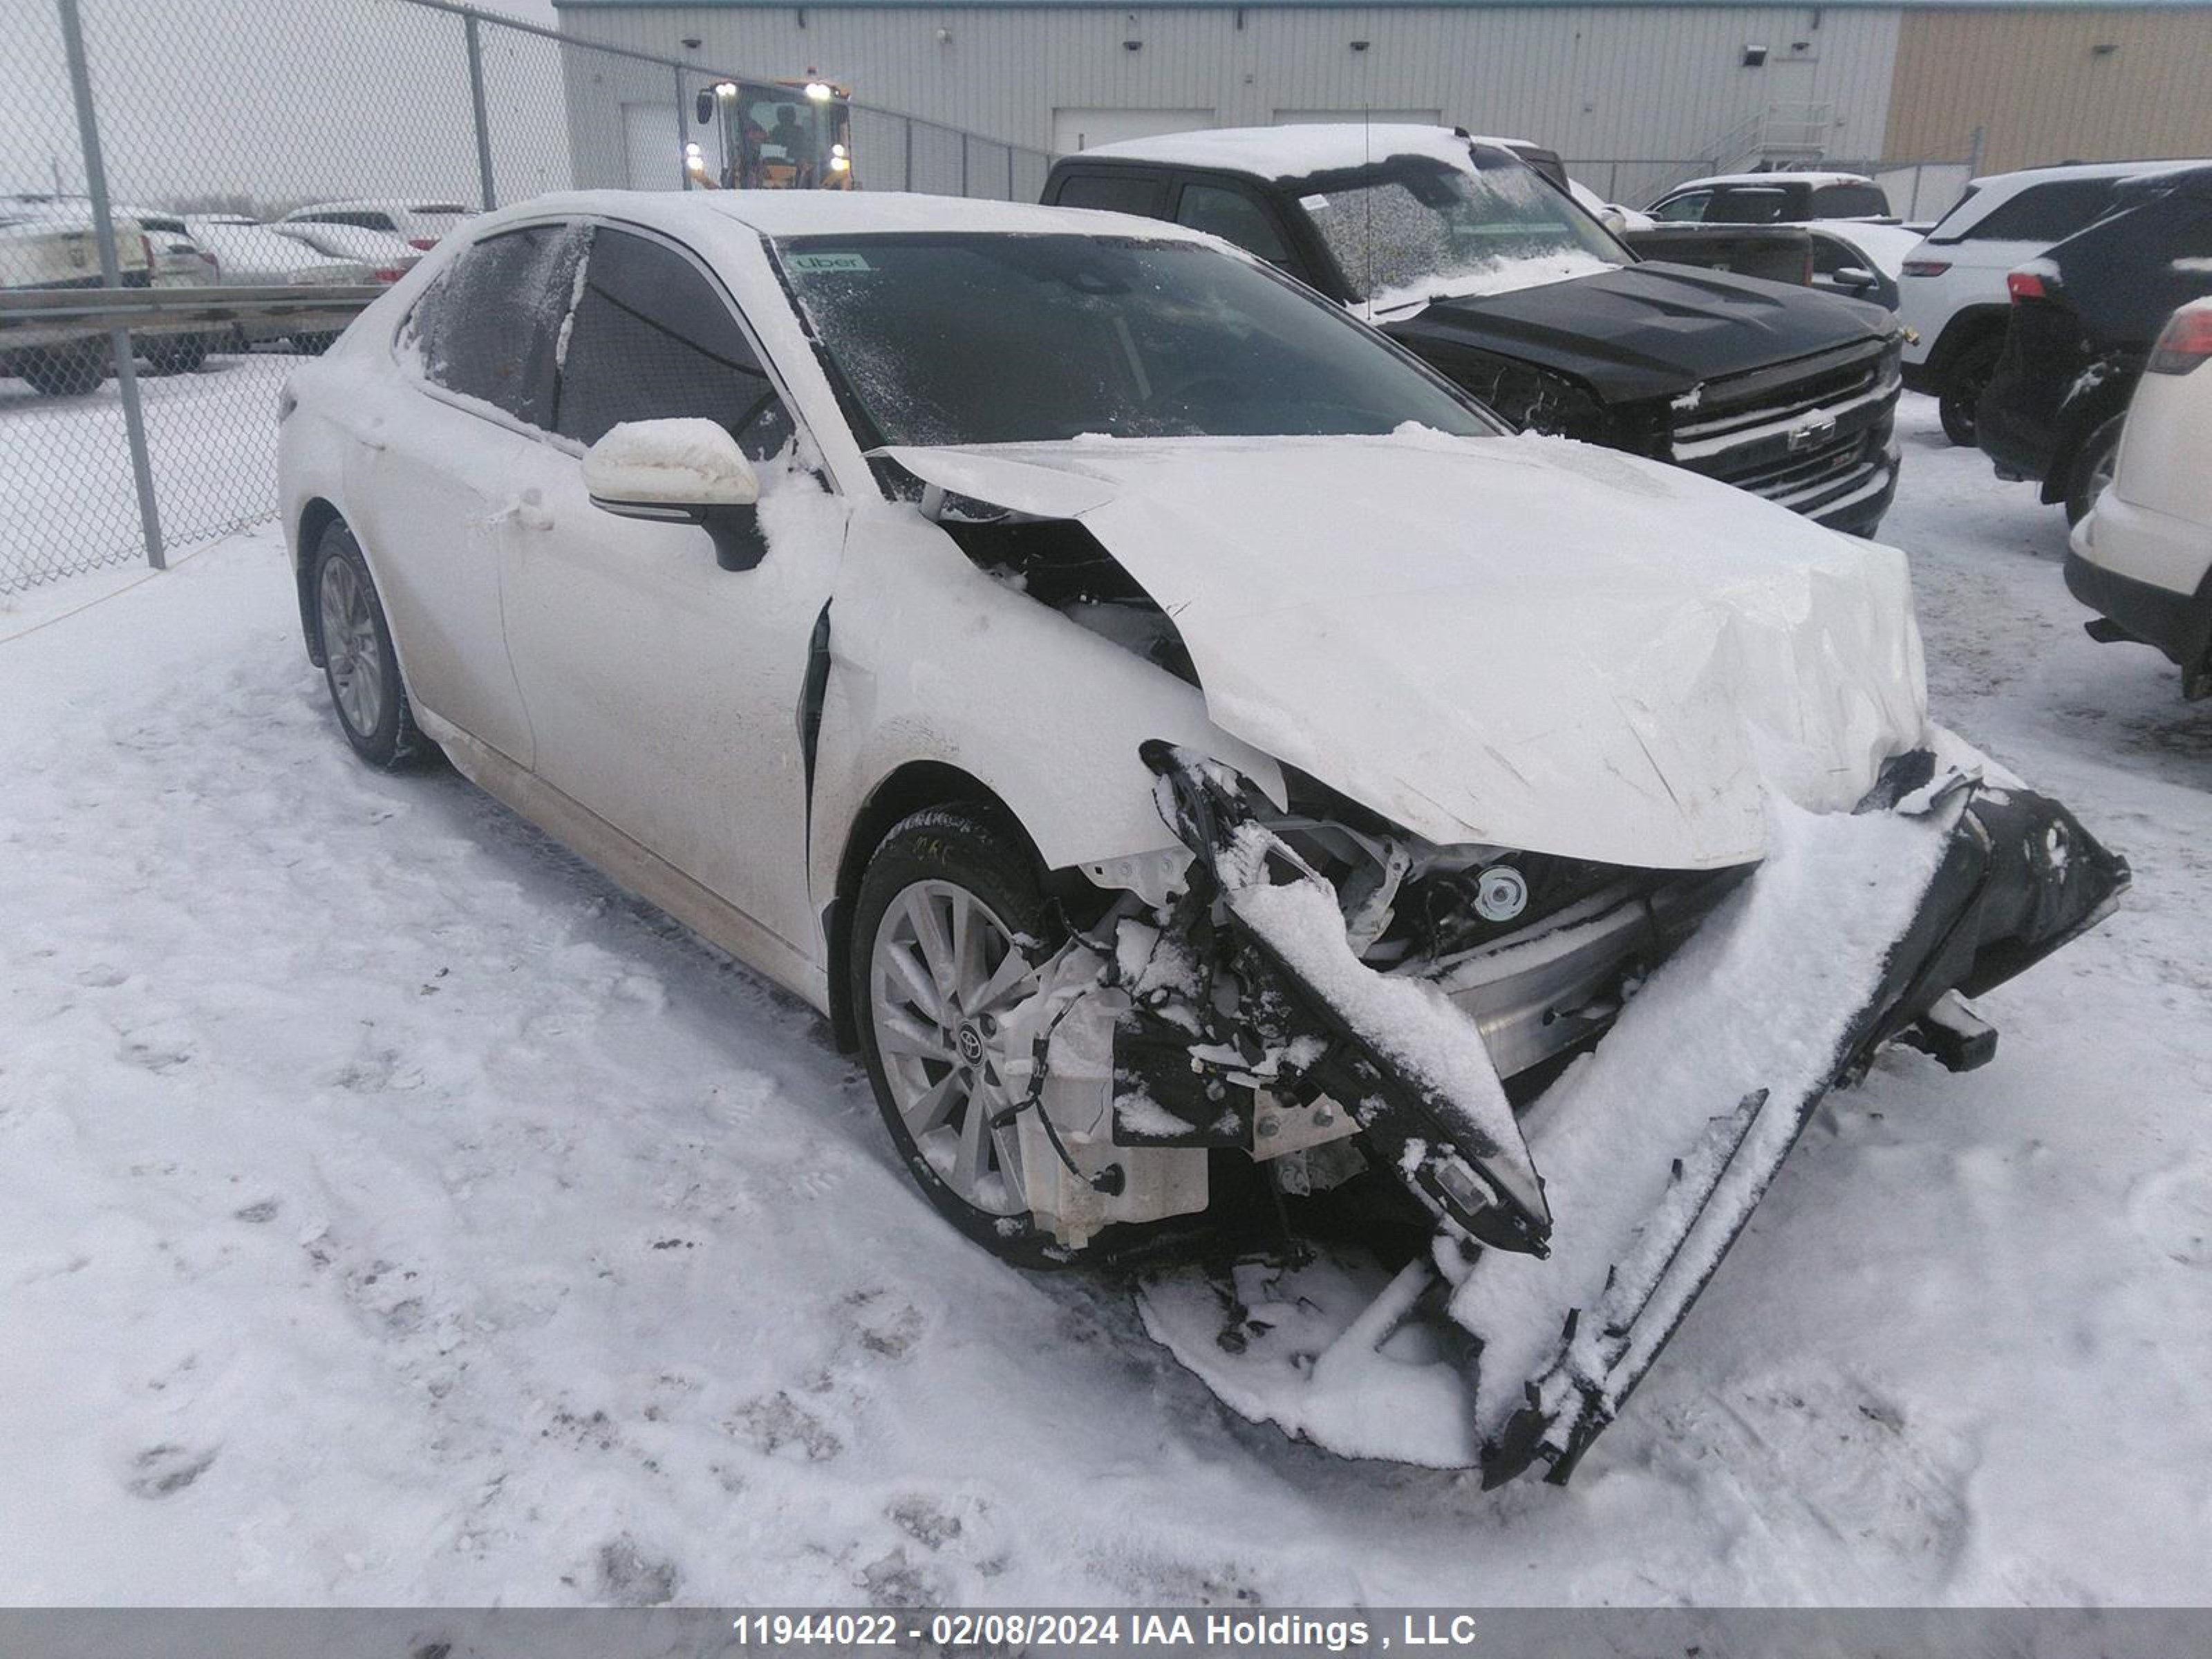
[{"x1": 494, "y1": 491, "x2": 555, "y2": 533}]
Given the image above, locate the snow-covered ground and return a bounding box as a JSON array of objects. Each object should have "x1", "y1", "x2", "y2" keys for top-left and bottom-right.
[{"x1": 1, "y1": 395, "x2": 2208, "y2": 1606}]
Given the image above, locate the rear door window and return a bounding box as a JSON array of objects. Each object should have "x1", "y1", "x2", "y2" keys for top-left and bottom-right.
[
  {"x1": 1052, "y1": 171, "x2": 1170, "y2": 219},
  {"x1": 1650, "y1": 190, "x2": 1710, "y2": 223},
  {"x1": 552, "y1": 225, "x2": 793, "y2": 461},
  {"x1": 1810, "y1": 182, "x2": 1889, "y2": 218},
  {"x1": 1962, "y1": 179, "x2": 2119, "y2": 243},
  {"x1": 1172, "y1": 180, "x2": 1293, "y2": 266},
  {"x1": 1706, "y1": 185, "x2": 1796, "y2": 223},
  {"x1": 399, "y1": 222, "x2": 587, "y2": 429}
]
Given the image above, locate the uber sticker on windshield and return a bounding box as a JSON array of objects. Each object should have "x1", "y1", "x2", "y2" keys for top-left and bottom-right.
[
  {"x1": 786, "y1": 251, "x2": 872, "y2": 272},
  {"x1": 1299, "y1": 194, "x2": 1330, "y2": 212}
]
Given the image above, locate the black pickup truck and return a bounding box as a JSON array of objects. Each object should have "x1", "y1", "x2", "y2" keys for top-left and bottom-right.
[{"x1": 1044, "y1": 126, "x2": 1905, "y2": 535}]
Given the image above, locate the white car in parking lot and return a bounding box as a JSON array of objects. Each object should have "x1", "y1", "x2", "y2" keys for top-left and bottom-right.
[
  {"x1": 276, "y1": 190, "x2": 2122, "y2": 1481},
  {"x1": 2068, "y1": 298, "x2": 2212, "y2": 699},
  {"x1": 1897, "y1": 159, "x2": 2212, "y2": 443}
]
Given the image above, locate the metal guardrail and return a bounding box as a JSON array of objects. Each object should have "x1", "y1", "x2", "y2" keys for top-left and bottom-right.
[{"x1": 0, "y1": 285, "x2": 384, "y2": 329}]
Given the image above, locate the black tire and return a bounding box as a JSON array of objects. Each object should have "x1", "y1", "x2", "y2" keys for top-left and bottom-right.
[
  {"x1": 1938, "y1": 333, "x2": 2003, "y2": 447},
  {"x1": 145, "y1": 337, "x2": 209, "y2": 376},
  {"x1": 310, "y1": 519, "x2": 426, "y2": 770},
  {"x1": 850, "y1": 805, "x2": 1094, "y2": 1267},
  {"x1": 2064, "y1": 415, "x2": 2125, "y2": 527},
  {"x1": 19, "y1": 344, "x2": 109, "y2": 397}
]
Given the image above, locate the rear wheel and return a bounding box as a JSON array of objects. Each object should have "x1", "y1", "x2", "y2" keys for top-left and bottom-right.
[
  {"x1": 19, "y1": 344, "x2": 109, "y2": 397},
  {"x1": 2064, "y1": 415, "x2": 2125, "y2": 526},
  {"x1": 850, "y1": 807, "x2": 1079, "y2": 1265},
  {"x1": 1938, "y1": 334, "x2": 2003, "y2": 447},
  {"x1": 312, "y1": 519, "x2": 425, "y2": 769}
]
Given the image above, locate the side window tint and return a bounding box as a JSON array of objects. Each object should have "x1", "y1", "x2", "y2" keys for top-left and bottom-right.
[
  {"x1": 553, "y1": 226, "x2": 793, "y2": 462},
  {"x1": 1966, "y1": 180, "x2": 2117, "y2": 243},
  {"x1": 1810, "y1": 183, "x2": 1888, "y2": 218},
  {"x1": 1053, "y1": 173, "x2": 1166, "y2": 219},
  {"x1": 401, "y1": 223, "x2": 587, "y2": 429},
  {"x1": 1651, "y1": 191, "x2": 1709, "y2": 223},
  {"x1": 1174, "y1": 183, "x2": 1291, "y2": 265}
]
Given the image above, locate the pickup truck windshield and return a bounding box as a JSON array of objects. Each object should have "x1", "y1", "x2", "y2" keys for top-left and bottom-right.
[
  {"x1": 1297, "y1": 152, "x2": 1628, "y2": 312},
  {"x1": 777, "y1": 232, "x2": 1497, "y2": 447}
]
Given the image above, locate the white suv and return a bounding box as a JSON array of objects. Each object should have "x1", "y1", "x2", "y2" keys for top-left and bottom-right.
[{"x1": 1898, "y1": 160, "x2": 2209, "y2": 444}]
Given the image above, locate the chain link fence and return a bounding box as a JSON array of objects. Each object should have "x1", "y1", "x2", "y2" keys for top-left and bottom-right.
[{"x1": 1, "y1": 0, "x2": 1054, "y2": 596}]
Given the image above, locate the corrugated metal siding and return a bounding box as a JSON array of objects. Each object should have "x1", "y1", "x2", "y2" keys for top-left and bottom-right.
[
  {"x1": 1884, "y1": 8, "x2": 2212, "y2": 173},
  {"x1": 559, "y1": 3, "x2": 1902, "y2": 176}
]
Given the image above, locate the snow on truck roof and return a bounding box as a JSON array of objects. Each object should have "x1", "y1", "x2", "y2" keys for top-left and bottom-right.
[
  {"x1": 1072, "y1": 124, "x2": 1513, "y2": 180},
  {"x1": 1667, "y1": 171, "x2": 1875, "y2": 192}
]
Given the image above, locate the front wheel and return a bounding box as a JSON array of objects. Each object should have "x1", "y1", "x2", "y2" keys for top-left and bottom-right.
[
  {"x1": 850, "y1": 807, "x2": 1087, "y2": 1266},
  {"x1": 311, "y1": 519, "x2": 425, "y2": 769},
  {"x1": 1938, "y1": 334, "x2": 2003, "y2": 447},
  {"x1": 2064, "y1": 415, "x2": 2124, "y2": 526}
]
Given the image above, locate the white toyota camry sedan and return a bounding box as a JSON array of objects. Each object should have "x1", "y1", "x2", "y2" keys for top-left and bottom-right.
[{"x1": 278, "y1": 190, "x2": 2123, "y2": 1483}]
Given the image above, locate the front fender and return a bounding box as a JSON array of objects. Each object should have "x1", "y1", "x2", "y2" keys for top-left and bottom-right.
[{"x1": 807, "y1": 503, "x2": 1286, "y2": 910}]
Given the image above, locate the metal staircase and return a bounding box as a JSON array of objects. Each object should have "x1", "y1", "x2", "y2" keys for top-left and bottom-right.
[{"x1": 1687, "y1": 101, "x2": 1836, "y2": 178}]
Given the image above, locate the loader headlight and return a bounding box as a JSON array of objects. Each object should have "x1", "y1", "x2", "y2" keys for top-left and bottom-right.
[
  {"x1": 830, "y1": 155, "x2": 851, "y2": 171},
  {"x1": 832, "y1": 142, "x2": 847, "y2": 158},
  {"x1": 805, "y1": 81, "x2": 834, "y2": 101}
]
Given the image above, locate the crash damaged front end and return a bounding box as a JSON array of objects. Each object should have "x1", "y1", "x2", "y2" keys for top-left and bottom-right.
[{"x1": 988, "y1": 740, "x2": 2126, "y2": 1485}]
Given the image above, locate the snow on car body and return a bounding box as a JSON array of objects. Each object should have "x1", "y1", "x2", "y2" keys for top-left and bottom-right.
[{"x1": 276, "y1": 189, "x2": 2126, "y2": 1484}]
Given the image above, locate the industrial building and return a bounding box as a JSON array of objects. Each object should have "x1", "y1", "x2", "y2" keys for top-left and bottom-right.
[{"x1": 552, "y1": 0, "x2": 2212, "y2": 214}]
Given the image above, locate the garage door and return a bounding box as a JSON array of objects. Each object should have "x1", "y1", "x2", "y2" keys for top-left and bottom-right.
[
  {"x1": 1051, "y1": 108, "x2": 1215, "y2": 154},
  {"x1": 1273, "y1": 108, "x2": 1445, "y2": 126},
  {"x1": 623, "y1": 102, "x2": 684, "y2": 191}
]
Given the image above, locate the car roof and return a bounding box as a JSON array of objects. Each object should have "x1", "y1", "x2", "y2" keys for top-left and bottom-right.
[
  {"x1": 1062, "y1": 124, "x2": 1511, "y2": 180},
  {"x1": 479, "y1": 188, "x2": 1224, "y2": 245},
  {"x1": 286, "y1": 199, "x2": 471, "y2": 216},
  {"x1": 1666, "y1": 171, "x2": 1873, "y2": 193},
  {"x1": 1967, "y1": 157, "x2": 2212, "y2": 192}
]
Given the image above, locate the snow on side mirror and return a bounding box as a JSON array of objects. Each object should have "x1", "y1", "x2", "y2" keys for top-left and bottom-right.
[
  {"x1": 1600, "y1": 207, "x2": 1628, "y2": 237},
  {"x1": 582, "y1": 418, "x2": 766, "y2": 572}
]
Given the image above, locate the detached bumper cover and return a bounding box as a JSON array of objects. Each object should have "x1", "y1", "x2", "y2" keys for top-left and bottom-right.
[{"x1": 1142, "y1": 744, "x2": 2126, "y2": 1484}]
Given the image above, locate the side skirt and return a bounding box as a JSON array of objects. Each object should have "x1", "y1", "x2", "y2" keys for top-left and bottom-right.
[{"x1": 416, "y1": 706, "x2": 833, "y2": 1017}]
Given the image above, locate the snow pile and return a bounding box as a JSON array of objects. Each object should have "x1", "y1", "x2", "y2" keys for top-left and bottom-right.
[
  {"x1": 1367, "y1": 250, "x2": 1615, "y2": 313},
  {"x1": 579, "y1": 418, "x2": 760, "y2": 504},
  {"x1": 1448, "y1": 790, "x2": 1961, "y2": 1437}
]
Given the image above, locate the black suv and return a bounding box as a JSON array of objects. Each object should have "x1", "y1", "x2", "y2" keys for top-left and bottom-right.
[
  {"x1": 1044, "y1": 129, "x2": 1905, "y2": 535},
  {"x1": 1977, "y1": 162, "x2": 2212, "y2": 523}
]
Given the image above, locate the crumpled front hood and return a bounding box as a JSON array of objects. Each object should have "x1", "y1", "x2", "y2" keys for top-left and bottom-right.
[
  {"x1": 888, "y1": 429, "x2": 1928, "y2": 870},
  {"x1": 1386, "y1": 263, "x2": 1896, "y2": 404}
]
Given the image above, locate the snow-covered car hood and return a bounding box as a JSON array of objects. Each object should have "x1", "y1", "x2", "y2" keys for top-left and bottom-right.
[{"x1": 887, "y1": 428, "x2": 1928, "y2": 870}]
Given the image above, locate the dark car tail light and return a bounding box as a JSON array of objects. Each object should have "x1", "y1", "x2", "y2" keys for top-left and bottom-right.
[
  {"x1": 373, "y1": 267, "x2": 404, "y2": 283},
  {"x1": 1901, "y1": 259, "x2": 1951, "y2": 277},
  {"x1": 406, "y1": 236, "x2": 436, "y2": 250},
  {"x1": 2007, "y1": 269, "x2": 2052, "y2": 302},
  {"x1": 2147, "y1": 307, "x2": 2212, "y2": 375}
]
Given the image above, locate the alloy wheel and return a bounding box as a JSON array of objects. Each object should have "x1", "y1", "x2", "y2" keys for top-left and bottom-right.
[
  {"x1": 319, "y1": 554, "x2": 384, "y2": 738},
  {"x1": 867, "y1": 879, "x2": 1042, "y2": 1216}
]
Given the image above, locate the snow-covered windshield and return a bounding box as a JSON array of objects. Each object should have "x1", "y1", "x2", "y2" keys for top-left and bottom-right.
[
  {"x1": 1298, "y1": 152, "x2": 1627, "y2": 312},
  {"x1": 778, "y1": 232, "x2": 1495, "y2": 446}
]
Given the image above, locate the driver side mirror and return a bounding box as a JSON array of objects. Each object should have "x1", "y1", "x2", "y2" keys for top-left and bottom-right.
[
  {"x1": 583, "y1": 418, "x2": 767, "y2": 572},
  {"x1": 1833, "y1": 265, "x2": 1878, "y2": 290},
  {"x1": 1599, "y1": 207, "x2": 1629, "y2": 237}
]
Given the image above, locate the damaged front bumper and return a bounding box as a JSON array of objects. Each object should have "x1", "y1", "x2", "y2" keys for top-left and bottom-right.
[{"x1": 1131, "y1": 740, "x2": 2127, "y2": 1484}]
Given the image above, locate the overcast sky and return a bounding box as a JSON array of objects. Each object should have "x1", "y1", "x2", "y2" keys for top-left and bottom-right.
[{"x1": 5, "y1": 0, "x2": 573, "y2": 211}]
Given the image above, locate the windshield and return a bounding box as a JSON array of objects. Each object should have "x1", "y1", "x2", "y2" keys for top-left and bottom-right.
[
  {"x1": 1295, "y1": 151, "x2": 1628, "y2": 310},
  {"x1": 778, "y1": 232, "x2": 1495, "y2": 447}
]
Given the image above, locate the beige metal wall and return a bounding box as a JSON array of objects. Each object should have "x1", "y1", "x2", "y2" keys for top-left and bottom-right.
[
  {"x1": 558, "y1": 3, "x2": 1905, "y2": 172},
  {"x1": 1883, "y1": 7, "x2": 2212, "y2": 175}
]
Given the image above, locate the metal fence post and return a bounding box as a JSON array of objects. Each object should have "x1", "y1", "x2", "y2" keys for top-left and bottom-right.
[
  {"x1": 902, "y1": 118, "x2": 913, "y2": 191},
  {"x1": 464, "y1": 12, "x2": 498, "y2": 210},
  {"x1": 55, "y1": 0, "x2": 163, "y2": 571},
  {"x1": 960, "y1": 132, "x2": 969, "y2": 197},
  {"x1": 676, "y1": 65, "x2": 691, "y2": 187},
  {"x1": 1006, "y1": 144, "x2": 1015, "y2": 201}
]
